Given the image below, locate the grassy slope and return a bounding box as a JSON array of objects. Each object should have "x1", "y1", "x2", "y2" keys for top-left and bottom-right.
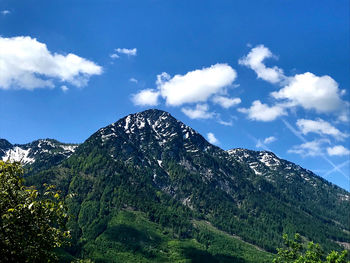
[{"x1": 78, "y1": 210, "x2": 273, "y2": 263}]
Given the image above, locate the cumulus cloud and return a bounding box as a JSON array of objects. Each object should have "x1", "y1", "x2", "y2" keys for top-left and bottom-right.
[
  {"x1": 131, "y1": 64, "x2": 238, "y2": 110},
  {"x1": 181, "y1": 104, "x2": 214, "y2": 119},
  {"x1": 212, "y1": 95, "x2": 241, "y2": 109},
  {"x1": 0, "y1": 36, "x2": 102, "y2": 90},
  {"x1": 296, "y1": 118, "x2": 348, "y2": 140},
  {"x1": 1, "y1": 10, "x2": 10, "y2": 15},
  {"x1": 131, "y1": 89, "x2": 159, "y2": 106},
  {"x1": 288, "y1": 139, "x2": 330, "y2": 157},
  {"x1": 207, "y1": 132, "x2": 219, "y2": 145},
  {"x1": 238, "y1": 45, "x2": 285, "y2": 83},
  {"x1": 327, "y1": 145, "x2": 350, "y2": 156},
  {"x1": 238, "y1": 100, "x2": 286, "y2": 121},
  {"x1": 157, "y1": 64, "x2": 237, "y2": 106},
  {"x1": 271, "y1": 72, "x2": 345, "y2": 113},
  {"x1": 239, "y1": 45, "x2": 348, "y2": 122}
]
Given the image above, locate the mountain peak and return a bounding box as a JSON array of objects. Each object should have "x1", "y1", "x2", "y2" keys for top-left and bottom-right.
[{"x1": 96, "y1": 108, "x2": 199, "y2": 145}]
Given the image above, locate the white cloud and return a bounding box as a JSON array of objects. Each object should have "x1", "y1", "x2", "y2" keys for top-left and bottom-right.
[
  {"x1": 240, "y1": 45, "x2": 347, "y2": 121},
  {"x1": 271, "y1": 72, "x2": 345, "y2": 113},
  {"x1": 238, "y1": 45, "x2": 285, "y2": 83},
  {"x1": 264, "y1": 136, "x2": 276, "y2": 144},
  {"x1": 288, "y1": 139, "x2": 330, "y2": 157},
  {"x1": 212, "y1": 95, "x2": 241, "y2": 109},
  {"x1": 238, "y1": 100, "x2": 286, "y2": 121},
  {"x1": 110, "y1": 48, "x2": 137, "y2": 59},
  {"x1": 256, "y1": 136, "x2": 276, "y2": 149},
  {"x1": 157, "y1": 64, "x2": 237, "y2": 106},
  {"x1": 181, "y1": 104, "x2": 214, "y2": 119},
  {"x1": 327, "y1": 145, "x2": 350, "y2": 156},
  {"x1": 115, "y1": 48, "x2": 137, "y2": 56},
  {"x1": 296, "y1": 118, "x2": 348, "y2": 140},
  {"x1": 217, "y1": 119, "x2": 233, "y2": 126},
  {"x1": 131, "y1": 89, "x2": 159, "y2": 106},
  {"x1": 0, "y1": 36, "x2": 102, "y2": 90},
  {"x1": 129, "y1": 78, "x2": 138, "y2": 83},
  {"x1": 1, "y1": 10, "x2": 10, "y2": 15},
  {"x1": 60, "y1": 85, "x2": 68, "y2": 92},
  {"x1": 110, "y1": 53, "x2": 119, "y2": 59},
  {"x1": 207, "y1": 132, "x2": 219, "y2": 145}
]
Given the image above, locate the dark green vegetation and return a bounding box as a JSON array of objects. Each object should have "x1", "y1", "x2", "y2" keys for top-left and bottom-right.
[
  {"x1": 1, "y1": 109, "x2": 349, "y2": 262},
  {"x1": 0, "y1": 161, "x2": 69, "y2": 262},
  {"x1": 273, "y1": 234, "x2": 349, "y2": 263}
]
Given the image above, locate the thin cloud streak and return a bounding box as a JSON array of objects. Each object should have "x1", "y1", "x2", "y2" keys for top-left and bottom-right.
[
  {"x1": 281, "y1": 118, "x2": 348, "y2": 178},
  {"x1": 323, "y1": 160, "x2": 350, "y2": 178}
]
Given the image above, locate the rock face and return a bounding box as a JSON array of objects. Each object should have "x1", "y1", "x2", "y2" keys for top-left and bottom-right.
[{"x1": 1, "y1": 109, "x2": 349, "y2": 256}]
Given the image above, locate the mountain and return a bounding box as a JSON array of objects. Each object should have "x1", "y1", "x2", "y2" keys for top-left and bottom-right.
[
  {"x1": 0, "y1": 138, "x2": 78, "y2": 173},
  {"x1": 2, "y1": 109, "x2": 349, "y2": 262},
  {"x1": 227, "y1": 148, "x2": 350, "y2": 228}
]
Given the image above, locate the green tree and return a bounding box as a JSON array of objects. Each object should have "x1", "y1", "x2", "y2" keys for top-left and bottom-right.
[
  {"x1": 0, "y1": 161, "x2": 70, "y2": 262},
  {"x1": 273, "y1": 233, "x2": 349, "y2": 263}
]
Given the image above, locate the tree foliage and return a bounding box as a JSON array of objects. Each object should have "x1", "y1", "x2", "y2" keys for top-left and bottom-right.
[
  {"x1": 0, "y1": 161, "x2": 70, "y2": 262},
  {"x1": 273, "y1": 233, "x2": 349, "y2": 263}
]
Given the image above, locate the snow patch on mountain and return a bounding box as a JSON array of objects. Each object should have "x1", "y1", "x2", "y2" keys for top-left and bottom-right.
[
  {"x1": 2, "y1": 146, "x2": 35, "y2": 164},
  {"x1": 61, "y1": 144, "x2": 78, "y2": 152}
]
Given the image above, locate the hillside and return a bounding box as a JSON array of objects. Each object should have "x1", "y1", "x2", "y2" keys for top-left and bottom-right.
[{"x1": 1, "y1": 109, "x2": 349, "y2": 262}]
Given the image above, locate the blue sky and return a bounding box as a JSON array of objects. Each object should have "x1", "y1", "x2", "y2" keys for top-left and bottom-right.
[{"x1": 0, "y1": 0, "x2": 349, "y2": 190}]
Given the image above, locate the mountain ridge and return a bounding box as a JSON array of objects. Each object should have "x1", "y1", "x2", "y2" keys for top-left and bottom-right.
[{"x1": 1, "y1": 109, "x2": 349, "y2": 262}]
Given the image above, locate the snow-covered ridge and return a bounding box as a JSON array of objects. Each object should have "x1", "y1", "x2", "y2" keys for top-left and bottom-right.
[
  {"x1": 227, "y1": 148, "x2": 312, "y2": 182},
  {"x1": 1, "y1": 139, "x2": 78, "y2": 165},
  {"x1": 257, "y1": 152, "x2": 281, "y2": 167},
  {"x1": 2, "y1": 146, "x2": 35, "y2": 164}
]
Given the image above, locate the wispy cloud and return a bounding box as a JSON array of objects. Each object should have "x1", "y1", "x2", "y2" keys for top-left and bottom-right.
[
  {"x1": 207, "y1": 132, "x2": 219, "y2": 145},
  {"x1": 181, "y1": 104, "x2": 214, "y2": 119},
  {"x1": 296, "y1": 118, "x2": 348, "y2": 140},
  {"x1": 129, "y1": 78, "x2": 138, "y2": 83},
  {"x1": 111, "y1": 48, "x2": 137, "y2": 58},
  {"x1": 217, "y1": 118, "x2": 233, "y2": 126},
  {"x1": 282, "y1": 118, "x2": 348, "y2": 178},
  {"x1": 110, "y1": 53, "x2": 119, "y2": 59},
  {"x1": 264, "y1": 136, "x2": 277, "y2": 144},
  {"x1": 60, "y1": 85, "x2": 68, "y2": 92},
  {"x1": 1, "y1": 10, "x2": 10, "y2": 15},
  {"x1": 256, "y1": 136, "x2": 276, "y2": 149},
  {"x1": 212, "y1": 95, "x2": 241, "y2": 109},
  {"x1": 248, "y1": 133, "x2": 272, "y2": 152},
  {"x1": 288, "y1": 139, "x2": 330, "y2": 157},
  {"x1": 116, "y1": 48, "x2": 137, "y2": 56}
]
